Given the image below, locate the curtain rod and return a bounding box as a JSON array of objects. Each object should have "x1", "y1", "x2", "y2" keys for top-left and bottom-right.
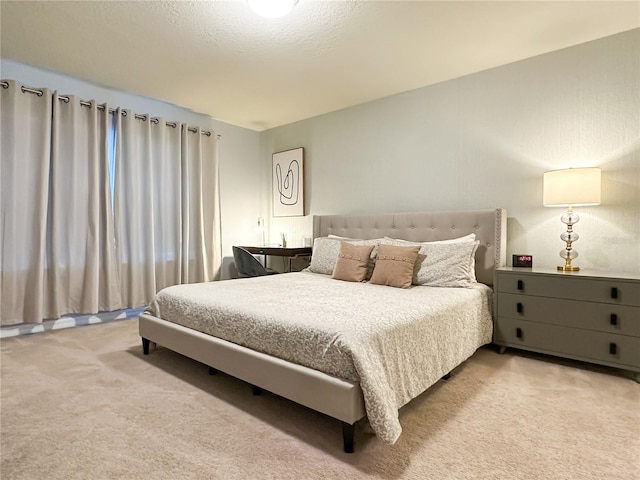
[{"x1": 0, "y1": 81, "x2": 220, "y2": 139}]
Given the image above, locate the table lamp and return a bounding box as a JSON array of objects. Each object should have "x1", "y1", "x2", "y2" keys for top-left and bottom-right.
[
  {"x1": 256, "y1": 217, "x2": 266, "y2": 246},
  {"x1": 543, "y1": 167, "x2": 601, "y2": 271}
]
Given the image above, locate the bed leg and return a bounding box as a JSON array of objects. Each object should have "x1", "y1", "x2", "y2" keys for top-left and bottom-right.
[
  {"x1": 252, "y1": 385, "x2": 262, "y2": 396},
  {"x1": 441, "y1": 372, "x2": 451, "y2": 380},
  {"x1": 142, "y1": 337, "x2": 150, "y2": 355},
  {"x1": 498, "y1": 345, "x2": 507, "y2": 354},
  {"x1": 208, "y1": 367, "x2": 217, "y2": 375},
  {"x1": 342, "y1": 422, "x2": 355, "y2": 454}
]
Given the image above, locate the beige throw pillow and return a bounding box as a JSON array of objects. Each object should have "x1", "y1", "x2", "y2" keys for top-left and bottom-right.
[
  {"x1": 332, "y1": 242, "x2": 375, "y2": 282},
  {"x1": 369, "y1": 244, "x2": 420, "y2": 289}
]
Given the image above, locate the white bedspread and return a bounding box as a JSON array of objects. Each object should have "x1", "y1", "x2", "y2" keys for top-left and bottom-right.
[{"x1": 147, "y1": 271, "x2": 493, "y2": 444}]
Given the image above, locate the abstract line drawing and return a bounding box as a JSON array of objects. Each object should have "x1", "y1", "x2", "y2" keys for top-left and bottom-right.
[
  {"x1": 275, "y1": 159, "x2": 300, "y2": 206},
  {"x1": 272, "y1": 148, "x2": 304, "y2": 217}
]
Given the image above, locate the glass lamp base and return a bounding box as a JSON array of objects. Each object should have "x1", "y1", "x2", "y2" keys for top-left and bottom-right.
[{"x1": 558, "y1": 207, "x2": 580, "y2": 273}]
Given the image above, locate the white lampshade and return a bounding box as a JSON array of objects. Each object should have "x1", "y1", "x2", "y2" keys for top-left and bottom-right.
[
  {"x1": 543, "y1": 167, "x2": 601, "y2": 207},
  {"x1": 248, "y1": 0, "x2": 297, "y2": 18}
]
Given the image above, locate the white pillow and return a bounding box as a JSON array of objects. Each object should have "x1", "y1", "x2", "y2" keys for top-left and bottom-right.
[
  {"x1": 307, "y1": 237, "x2": 381, "y2": 276},
  {"x1": 383, "y1": 233, "x2": 476, "y2": 244},
  {"x1": 383, "y1": 234, "x2": 478, "y2": 283},
  {"x1": 379, "y1": 237, "x2": 479, "y2": 287},
  {"x1": 417, "y1": 241, "x2": 479, "y2": 287}
]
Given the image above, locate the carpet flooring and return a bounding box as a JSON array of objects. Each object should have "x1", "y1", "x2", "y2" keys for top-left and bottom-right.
[{"x1": 1, "y1": 318, "x2": 639, "y2": 479}]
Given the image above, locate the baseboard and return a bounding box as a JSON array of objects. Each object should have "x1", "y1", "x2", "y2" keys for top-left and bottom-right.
[{"x1": 0, "y1": 307, "x2": 145, "y2": 338}]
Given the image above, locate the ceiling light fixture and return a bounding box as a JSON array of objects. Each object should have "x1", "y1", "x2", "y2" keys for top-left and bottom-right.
[{"x1": 248, "y1": 0, "x2": 298, "y2": 18}]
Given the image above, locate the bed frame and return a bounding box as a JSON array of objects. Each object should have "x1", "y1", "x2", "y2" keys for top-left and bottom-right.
[{"x1": 139, "y1": 208, "x2": 507, "y2": 452}]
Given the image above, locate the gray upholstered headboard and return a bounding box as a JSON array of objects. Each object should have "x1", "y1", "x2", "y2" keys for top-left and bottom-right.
[{"x1": 312, "y1": 209, "x2": 507, "y2": 286}]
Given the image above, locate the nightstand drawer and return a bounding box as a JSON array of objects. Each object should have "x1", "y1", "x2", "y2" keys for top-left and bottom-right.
[
  {"x1": 495, "y1": 318, "x2": 640, "y2": 369},
  {"x1": 497, "y1": 293, "x2": 640, "y2": 336},
  {"x1": 497, "y1": 273, "x2": 640, "y2": 306}
]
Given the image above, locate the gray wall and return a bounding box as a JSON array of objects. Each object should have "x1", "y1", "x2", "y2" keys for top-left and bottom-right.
[
  {"x1": 1, "y1": 58, "x2": 262, "y2": 279},
  {"x1": 3, "y1": 28, "x2": 639, "y2": 278},
  {"x1": 261, "y1": 29, "x2": 640, "y2": 275}
]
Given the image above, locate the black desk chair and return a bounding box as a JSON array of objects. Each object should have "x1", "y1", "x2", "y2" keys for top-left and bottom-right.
[{"x1": 233, "y1": 246, "x2": 279, "y2": 278}]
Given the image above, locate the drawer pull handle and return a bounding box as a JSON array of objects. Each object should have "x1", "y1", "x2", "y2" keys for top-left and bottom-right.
[
  {"x1": 517, "y1": 280, "x2": 524, "y2": 291},
  {"x1": 611, "y1": 287, "x2": 618, "y2": 299},
  {"x1": 610, "y1": 314, "x2": 618, "y2": 326},
  {"x1": 516, "y1": 327, "x2": 523, "y2": 339},
  {"x1": 516, "y1": 302, "x2": 524, "y2": 314},
  {"x1": 609, "y1": 343, "x2": 617, "y2": 355}
]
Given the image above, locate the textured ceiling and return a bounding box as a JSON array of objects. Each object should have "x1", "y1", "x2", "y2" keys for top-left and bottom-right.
[{"x1": 1, "y1": 1, "x2": 638, "y2": 131}]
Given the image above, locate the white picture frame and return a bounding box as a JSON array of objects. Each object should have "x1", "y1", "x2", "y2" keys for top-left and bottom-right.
[{"x1": 272, "y1": 147, "x2": 304, "y2": 217}]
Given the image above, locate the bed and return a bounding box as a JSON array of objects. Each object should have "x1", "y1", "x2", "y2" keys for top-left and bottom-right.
[{"x1": 139, "y1": 209, "x2": 507, "y2": 452}]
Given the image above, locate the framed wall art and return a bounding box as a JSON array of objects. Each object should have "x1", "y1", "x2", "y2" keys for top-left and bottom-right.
[{"x1": 272, "y1": 147, "x2": 304, "y2": 217}]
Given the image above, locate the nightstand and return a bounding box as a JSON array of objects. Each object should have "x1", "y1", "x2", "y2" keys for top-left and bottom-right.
[{"x1": 494, "y1": 267, "x2": 640, "y2": 379}]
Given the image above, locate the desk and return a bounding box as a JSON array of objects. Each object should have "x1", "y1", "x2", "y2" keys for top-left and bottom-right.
[{"x1": 238, "y1": 246, "x2": 312, "y2": 273}]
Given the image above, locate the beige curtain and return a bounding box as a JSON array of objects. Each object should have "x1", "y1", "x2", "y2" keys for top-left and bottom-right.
[
  {"x1": 0, "y1": 83, "x2": 122, "y2": 325},
  {"x1": 114, "y1": 110, "x2": 182, "y2": 307},
  {"x1": 0, "y1": 81, "x2": 53, "y2": 325},
  {"x1": 45, "y1": 94, "x2": 122, "y2": 317},
  {"x1": 1, "y1": 81, "x2": 221, "y2": 325},
  {"x1": 114, "y1": 116, "x2": 220, "y2": 307},
  {"x1": 181, "y1": 126, "x2": 221, "y2": 283}
]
